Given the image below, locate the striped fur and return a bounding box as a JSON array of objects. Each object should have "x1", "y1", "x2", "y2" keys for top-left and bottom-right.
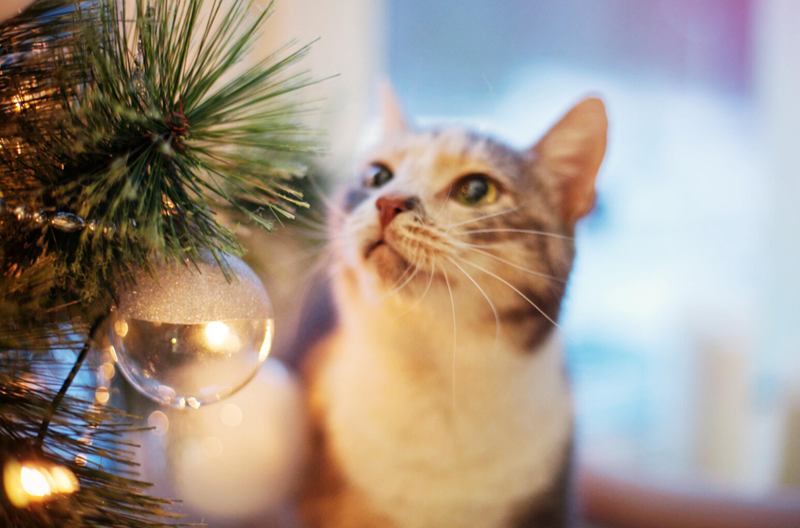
[{"x1": 299, "y1": 94, "x2": 607, "y2": 528}]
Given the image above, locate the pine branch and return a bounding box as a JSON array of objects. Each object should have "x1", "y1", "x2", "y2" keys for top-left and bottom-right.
[
  {"x1": 1, "y1": 0, "x2": 319, "y2": 301},
  {"x1": 0, "y1": 0, "x2": 319, "y2": 525}
]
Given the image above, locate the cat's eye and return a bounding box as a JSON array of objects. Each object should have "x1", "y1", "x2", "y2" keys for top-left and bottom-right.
[
  {"x1": 363, "y1": 163, "x2": 393, "y2": 188},
  {"x1": 455, "y1": 174, "x2": 499, "y2": 206}
]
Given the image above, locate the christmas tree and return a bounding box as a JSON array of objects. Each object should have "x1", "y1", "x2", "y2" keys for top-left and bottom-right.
[{"x1": 0, "y1": 0, "x2": 315, "y2": 525}]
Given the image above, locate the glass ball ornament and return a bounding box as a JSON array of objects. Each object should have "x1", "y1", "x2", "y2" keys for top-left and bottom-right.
[{"x1": 109, "y1": 253, "x2": 274, "y2": 409}]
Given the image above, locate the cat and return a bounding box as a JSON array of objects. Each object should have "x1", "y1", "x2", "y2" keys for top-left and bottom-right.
[{"x1": 297, "y1": 85, "x2": 607, "y2": 528}]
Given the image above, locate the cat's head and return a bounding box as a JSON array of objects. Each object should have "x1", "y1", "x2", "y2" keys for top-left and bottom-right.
[{"x1": 329, "y1": 85, "x2": 606, "y2": 348}]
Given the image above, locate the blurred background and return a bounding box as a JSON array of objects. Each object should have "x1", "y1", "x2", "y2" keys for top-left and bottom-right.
[{"x1": 126, "y1": 0, "x2": 800, "y2": 525}]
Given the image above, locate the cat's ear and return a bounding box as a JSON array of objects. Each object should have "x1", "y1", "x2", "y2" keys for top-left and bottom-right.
[
  {"x1": 379, "y1": 81, "x2": 410, "y2": 137},
  {"x1": 532, "y1": 97, "x2": 607, "y2": 224}
]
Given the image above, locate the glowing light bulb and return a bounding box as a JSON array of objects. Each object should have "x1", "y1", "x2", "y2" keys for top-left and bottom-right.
[
  {"x1": 20, "y1": 466, "x2": 50, "y2": 497},
  {"x1": 49, "y1": 466, "x2": 78, "y2": 494},
  {"x1": 205, "y1": 321, "x2": 229, "y2": 345},
  {"x1": 3, "y1": 460, "x2": 79, "y2": 508}
]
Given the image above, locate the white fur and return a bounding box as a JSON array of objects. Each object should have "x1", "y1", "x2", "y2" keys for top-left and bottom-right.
[{"x1": 319, "y1": 302, "x2": 572, "y2": 528}]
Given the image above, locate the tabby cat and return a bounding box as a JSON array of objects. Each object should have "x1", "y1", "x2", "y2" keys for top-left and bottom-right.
[{"x1": 298, "y1": 86, "x2": 607, "y2": 528}]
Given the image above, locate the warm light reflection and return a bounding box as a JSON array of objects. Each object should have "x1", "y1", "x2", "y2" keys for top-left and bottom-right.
[
  {"x1": 148, "y1": 411, "x2": 169, "y2": 436},
  {"x1": 114, "y1": 319, "x2": 129, "y2": 338},
  {"x1": 3, "y1": 460, "x2": 79, "y2": 508},
  {"x1": 20, "y1": 467, "x2": 50, "y2": 497},
  {"x1": 205, "y1": 321, "x2": 229, "y2": 346},
  {"x1": 95, "y1": 387, "x2": 110, "y2": 404},
  {"x1": 97, "y1": 362, "x2": 115, "y2": 382},
  {"x1": 49, "y1": 466, "x2": 79, "y2": 494},
  {"x1": 258, "y1": 320, "x2": 274, "y2": 362}
]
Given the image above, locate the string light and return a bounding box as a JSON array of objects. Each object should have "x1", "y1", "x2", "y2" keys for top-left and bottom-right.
[{"x1": 3, "y1": 458, "x2": 79, "y2": 508}]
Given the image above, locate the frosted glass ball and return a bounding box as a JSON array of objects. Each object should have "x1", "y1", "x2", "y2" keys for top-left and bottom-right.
[{"x1": 109, "y1": 254, "x2": 274, "y2": 409}]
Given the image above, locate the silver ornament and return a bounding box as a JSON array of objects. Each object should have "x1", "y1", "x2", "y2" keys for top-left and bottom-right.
[
  {"x1": 109, "y1": 253, "x2": 274, "y2": 409},
  {"x1": 50, "y1": 212, "x2": 85, "y2": 232}
]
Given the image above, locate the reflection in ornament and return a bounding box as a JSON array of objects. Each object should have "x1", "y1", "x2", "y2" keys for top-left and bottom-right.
[
  {"x1": 110, "y1": 253, "x2": 274, "y2": 408},
  {"x1": 205, "y1": 321, "x2": 229, "y2": 346}
]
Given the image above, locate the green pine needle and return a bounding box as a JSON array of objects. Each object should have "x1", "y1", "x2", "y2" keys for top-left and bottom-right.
[{"x1": 0, "y1": 0, "x2": 320, "y2": 525}]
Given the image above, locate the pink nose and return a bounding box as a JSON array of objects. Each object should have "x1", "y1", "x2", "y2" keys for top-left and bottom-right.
[{"x1": 376, "y1": 195, "x2": 410, "y2": 229}]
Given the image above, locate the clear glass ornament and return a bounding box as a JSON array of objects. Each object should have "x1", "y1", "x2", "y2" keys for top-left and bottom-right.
[{"x1": 109, "y1": 253, "x2": 274, "y2": 408}]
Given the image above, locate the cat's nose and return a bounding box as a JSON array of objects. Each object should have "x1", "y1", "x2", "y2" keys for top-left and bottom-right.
[{"x1": 376, "y1": 194, "x2": 416, "y2": 229}]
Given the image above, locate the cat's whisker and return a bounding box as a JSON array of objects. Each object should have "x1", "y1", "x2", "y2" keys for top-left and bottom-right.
[
  {"x1": 442, "y1": 266, "x2": 457, "y2": 410},
  {"x1": 432, "y1": 185, "x2": 453, "y2": 222},
  {"x1": 444, "y1": 206, "x2": 521, "y2": 231},
  {"x1": 377, "y1": 261, "x2": 416, "y2": 302},
  {"x1": 307, "y1": 174, "x2": 348, "y2": 220},
  {"x1": 455, "y1": 228, "x2": 574, "y2": 241},
  {"x1": 280, "y1": 228, "x2": 333, "y2": 241},
  {"x1": 447, "y1": 257, "x2": 500, "y2": 355},
  {"x1": 455, "y1": 245, "x2": 568, "y2": 284},
  {"x1": 456, "y1": 256, "x2": 564, "y2": 332},
  {"x1": 321, "y1": 218, "x2": 377, "y2": 243},
  {"x1": 280, "y1": 242, "x2": 333, "y2": 267},
  {"x1": 383, "y1": 264, "x2": 421, "y2": 300},
  {"x1": 394, "y1": 259, "x2": 437, "y2": 320},
  {"x1": 294, "y1": 251, "x2": 335, "y2": 286},
  {"x1": 290, "y1": 214, "x2": 329, "y2": 233}
]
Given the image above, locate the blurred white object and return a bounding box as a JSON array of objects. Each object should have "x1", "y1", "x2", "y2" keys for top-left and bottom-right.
[{"x1": 141, "y1": 359, "x2": 307, "y2": 522}]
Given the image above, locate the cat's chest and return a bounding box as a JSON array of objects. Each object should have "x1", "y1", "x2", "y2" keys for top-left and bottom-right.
[{"x1": 319, "y1": 331, "x2": 572, "y2": 528}]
